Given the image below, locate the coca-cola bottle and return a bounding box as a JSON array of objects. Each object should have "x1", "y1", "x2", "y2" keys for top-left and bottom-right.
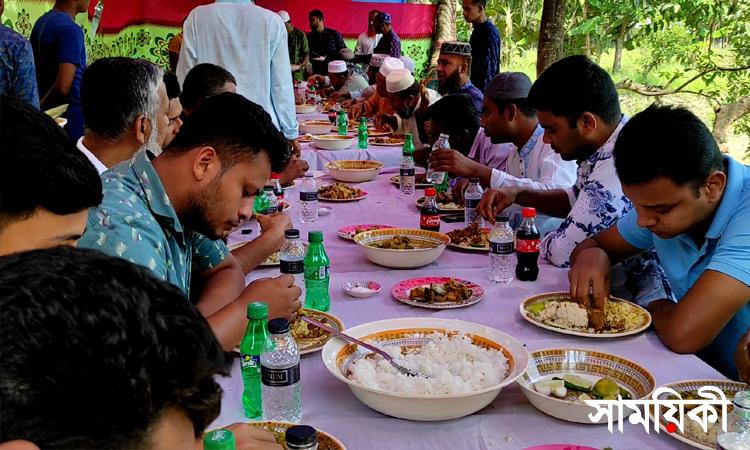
[
  {"x1": 515, "y1": 207, "x2": 540, "y2": 281},
  {"x1": 420, "y1": 187, "x2": 440, "y2": 232}
]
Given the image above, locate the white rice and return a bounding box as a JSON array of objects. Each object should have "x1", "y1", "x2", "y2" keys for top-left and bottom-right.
[
  {"x1": 346, "y1": 332, "x2": 508, "y2": 395},
  {"x1": 536, "y1": 301, "x2": 589, "y2": 329}
]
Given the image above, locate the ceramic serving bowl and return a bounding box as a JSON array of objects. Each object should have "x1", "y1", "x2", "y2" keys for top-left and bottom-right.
[
  {"x1": 325, "y1": 160, "x2": 383, "y2": 183},
  {"x1": 295, "y1": 104, "x2": 317, "y2": 114},
  {"x1": 299, "y1": 120, "x2": 334, "y2": 135},
  {"x1": 321, "y1": 317, "x2": 529, "y2": 421},
  {"x1": 342, "y1": 280, "x2": 382, "y2": 299},
  {"x1": 517, "y1": 348, "x2": 655, "y2": 424},
  {"x1": 312, "y1": 134, "x2": 356, "y2": 150},
  {"x1": 353, "y1": 228, "x2": 450, "y2": 269}
]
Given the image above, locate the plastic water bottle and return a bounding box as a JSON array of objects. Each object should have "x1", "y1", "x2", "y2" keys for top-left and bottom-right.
[
  {"x1": 240, "y1": 302, "x2": 271, "y2": 419},
  {"x1": 464, "y1": 178, "x2": 484, "y2": 227},
  {"x1": 489, "y1": 214, "x2": 515, "y2": 283},
  {"x1": 261, "y1": 318, "x2": 301, "y2": 423},
  {"x1": 299, "y1": 173, "x2": 318, "y2": 223},
  {"x1": 263, "y1": 186, "x2": 279, "y2": 214},
  {"x1": 280, "y1": 229, "x2": 305, "y2": 291},
  {"x1": 400, "y1": 134, "x2": 415, "y2": 195},
  {"x1": 717, "y1": 391, "x2": 750, "y2": 450},
  {"x1": 426, "y1": 133, "x2": 449, "y2": 184},
  {"x1": 303, "y1": 230, "x2": 330, "y2": 312}
]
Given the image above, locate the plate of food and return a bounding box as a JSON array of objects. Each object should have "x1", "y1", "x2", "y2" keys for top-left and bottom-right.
[
  {"x1": 446, "y1": 224, "x2": 490, "y2": 251},
  {"x1": 655, "y1": 380, "x2": 749, "y2": 450},
  {"x1": 354, "y1": 228, "x2": 450, "y2": 269},
  {"x1": 368, "y1": 136, "x2": 405, "y2": 146},
  {"x1": 520, "y1": 292, "x2": 652, "y2": 338},
  {"x1": 416, "y1": 192, "x2": 464, "y2": 213},
  {"x1": 234, "y1": 308, "x2": 343, "y2": 355},
  {"x1": 337, "y1": 224, "x2": 396, "y2": 240},
  {"x1": 245, "y1": 421, "x2": 346, "y2": 450},
  {"x1": 390, "y1": 173, "x2": 432, "y2": 189},
  {"x1": 318, "y1": 183, "x2": 368, "y2": 202},
  {"x1": 392, "y1": 276, "x2": 484, "y2": 309},
  {"x1": 298, "y1": 134, "x2": 314, "y2": 143}
]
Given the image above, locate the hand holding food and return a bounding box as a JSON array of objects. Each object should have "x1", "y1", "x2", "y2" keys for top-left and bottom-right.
[
  {"x1": 241, "y1": 275, "x2": 302, "y2": 320},
  {"x1": 452, "y1": 178, "x2": 469, "y2": 204},
  {"x1": 476, "y1": 187, "x2": 519, "y2": 223},
  {"x1": 374, "y1": 114, "x2": 398, "y2": 133},
  {"x1": 567, "y1": 247, "x2": 611, "y2": 311}
]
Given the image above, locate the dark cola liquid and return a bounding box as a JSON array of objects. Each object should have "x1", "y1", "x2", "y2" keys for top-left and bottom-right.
[
  {"x1": 420, "y1": 204, "x2": 441, "y2": 232},
  {"x1": 515, "y1": 221, "x2": 540, "y2": 281}
]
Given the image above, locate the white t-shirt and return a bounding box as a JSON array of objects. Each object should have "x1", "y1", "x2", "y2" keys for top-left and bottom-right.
[{"x1": 77, "y1": 137, "x2": 107, "y2": 175}]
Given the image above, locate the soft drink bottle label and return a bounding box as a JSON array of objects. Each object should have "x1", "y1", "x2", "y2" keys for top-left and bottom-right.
[
  {"x1": 240, "y1": 353, "x2": 260, "y2": 370},
  {"x1": 490, "y1": 242, "x2": 514, "y2": 255},
  {"x1": 300, "y1": 191, "x2": 318, "y2": 201},
  {"x1": 262, "y1": 364, "x2": 300, "y2": 387},
  {"x1": 314, "y1": 266, "x2": 330, "y2": 279},
  {"x1": 420, "y1": 214, "x2": 440, "y2": 229},
  {"x1": 516, "y1": 239, "x2": 540, "y2": 253},
  {"x1": 280, "y1": 260, "x2": 304, "y2": 274}
]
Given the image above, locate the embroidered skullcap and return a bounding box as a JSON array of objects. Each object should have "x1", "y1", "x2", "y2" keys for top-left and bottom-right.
[
  {"x1": 440, "y1": 41, "x2": 472, "y2": 57},
  {"x1": 485, "y1": 72, "x2": 533, "y2": 100},
  {"x1": 327, "y1": 60, "x2": 347, "y2": 74},
  {"x1": 379, "y1": 57, "x2": 404, "y2": 77},
  {"x1": 386, "y1": 68, "x2": 415, "y2": 93}
]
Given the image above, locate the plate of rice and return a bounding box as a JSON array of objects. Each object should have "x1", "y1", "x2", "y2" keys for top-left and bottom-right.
[
  {"x1": 321, "y1": 317, "x2": 529, "y2": 421},
  {"x1": 519, "y1": 292, "x2": 651, "y2": 338}
]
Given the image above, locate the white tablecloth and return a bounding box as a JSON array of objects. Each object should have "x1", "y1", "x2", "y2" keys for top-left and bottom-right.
[{"x1": 216, "y1": 171, "x2": 720, "y2": 449}]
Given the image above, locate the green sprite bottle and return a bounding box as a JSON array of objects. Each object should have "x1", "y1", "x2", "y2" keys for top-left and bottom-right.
[
  {"x1": 240, "y1": 302, "x2": 271, "y2": 419},
  {"x1": 203, "y1": 429, "x2": 236, "y2": 450},
  {"x1": 336, "y1": 109, "x2": 348, "y2": 136},
  {"x1": 303, "y1": 231, "x2": 331, "y2": 312},
  {"x1": 253, "y1": 192, "x2": 269, "y2": 216},
  {"x1": 357, "y1": 117, "x2": 368, "y2": 149}
]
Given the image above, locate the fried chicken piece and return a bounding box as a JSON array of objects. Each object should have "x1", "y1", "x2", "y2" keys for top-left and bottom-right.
[{"x1": 588, "y1": 308, "x2": 606, "y2": 331}]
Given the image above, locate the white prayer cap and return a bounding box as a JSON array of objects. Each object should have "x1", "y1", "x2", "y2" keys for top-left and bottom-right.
[
  {"x1": 379, "y1": 57, "x2": 404, "y2": 78},
  {"x1": 328, "y1": 60, "x2": 347, "y2": 74},
  {"x1": 386, "y1": 68, "x2": 415, "y2": 93},
  {"x1": 399, "y1": 55, "x2": 415, "y2": 74},
  {"x1": 370, "y1": 54, "x2": 388, "y2": 68},
  {"x1": 278, "y1": 10, "x2": 291, "y2": 22}
]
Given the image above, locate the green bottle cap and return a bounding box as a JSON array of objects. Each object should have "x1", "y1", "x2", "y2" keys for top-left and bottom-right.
[
  {"x1": 360, "y1": 117, "x2": 367, "y2": 123},
  {"x1": 247, "y1": 302, "x2": 268, "y2": 320},
  {"x1": 308, "y1": 230, "x2": 324, "y2": 242},
  {"x1": 203, "y1": 429, "x2": 236, "y2": 450}
]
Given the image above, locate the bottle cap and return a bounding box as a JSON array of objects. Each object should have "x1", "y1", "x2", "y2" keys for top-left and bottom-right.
[
  {"x1": 308, "y1": 230, "x2": 324, "y2": 242},
  {"x1": 469, "y1": 178, "x2": 479, "y2": 183},
  {"x1": 203, "y1": 429, "x2": 236, "y2": 450},
  {"x1": 522, "y1": 207, "x2": 537, "y2": 218},
  {"x1": 439, "y1": 133, "x2": 450, "y2": 139},
  {"x1": 360, "y1": 117, "x2": 367, "y2": 123},
  {"x1": 495, "y1": 212, "x2": 509, "y2": 222},
  {"x1": 268, "y1": 318, "x2": 290, "y2": 334},
  {"x1": 271, "y1": 173, "x2": 280, "y2": 180},
  {"x1": 425, "y1": 187, "x2": 436, "y2": 196},
  {"x1": 285, "y1": 229, "x2": 300, "y2": 239},
  {"x1": 304, "y1": 172, "x2": 313, "y2": 178},
  {"x1": 246, "y1": 302, "x2": 268, "y2": 320},
  {"x1": 285, "y1": 425, "x2": 318, "y2": 448}
]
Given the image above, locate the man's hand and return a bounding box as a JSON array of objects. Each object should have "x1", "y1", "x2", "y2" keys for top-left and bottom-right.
[
  {"x1": 221, "y1": 423, "x2": 283, "y2": 450},
  {"x1": 476, "y1": 187, "x2": 519, "y2": 223},
  {"x1": 256, "y1": 212, "x2": 292, "y2": 250},
  {"x1": 736, "y1": 329, "x2": 750, "y2": 383},
  {"x1": 429, "y1": 149, "x2": 482, "y2": 178},
  {"x1": 306, "y1": 74, "x2": 326, "y2": 86},
  {"x1": 241, "y1": 275, "x2": 302, "y2": 320},
  {"x1": 330, "y1": 91, "x2": 351, "y2": 101},
  {"x1": 417, "y1": 81, "x2": 431, "y2": 117},
  {"x1": 374, "y1": 114, "x2": 398, "y2": 133},
  {"x1": 567, "y1": 247, "x2": 611, "y2": 310},
  {"x1": 290, "y1": 64, "x2": 301, "y2": 71},
  {"x1": 452, "y1": 178, "x2": 469, "y2": 204},
  {"x1": 341, "y1": 99, "x2": 356, "y2": 109},
  {"x1": 349, "y1": 102, "x2": 366, "y2": 119},
  {"x1": 287, "y1": 138, "x2": 301, "y2": 158},
  {"x1": 279, "y1": 156, "x2": 309, "y2": 185}
]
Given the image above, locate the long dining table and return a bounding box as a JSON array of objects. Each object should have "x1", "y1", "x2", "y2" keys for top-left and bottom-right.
[{"x1": 214, "y1": 166, "x2": 723, "y2": 450}]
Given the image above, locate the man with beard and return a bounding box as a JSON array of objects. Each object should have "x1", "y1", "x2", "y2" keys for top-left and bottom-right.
[
  {"x1": 377, "y1": 68, "x2": 440, "y2": 149},
  {"x1": 78, "y1": 57, "x2": 170, "y2": 173},
  {"x1": 436, "y1": 41, "x2": 483, "y2": 121},
  {"x1": 347, "y1": 56, "x2": 401, "y2": 118},
  {"x1": 79, "y1": 93, "x2": 301, "y2": 351}
]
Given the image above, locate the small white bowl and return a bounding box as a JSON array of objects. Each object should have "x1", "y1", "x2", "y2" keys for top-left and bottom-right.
[
  {"x1": 296, "y1": 104, "x2": 317, "y2": 114},
  {"x1": 342, "y1": 280, "x2": 381, "y2": 298},
  {"x1": 299, "y1": 120, "x2": 334, "y2": 135},
  {"x1": 325, "y1": 160, "x2": 383, "y2": 183},
  {"x1": 312, "y1": 134, "x2": 356, "y2": 151}
]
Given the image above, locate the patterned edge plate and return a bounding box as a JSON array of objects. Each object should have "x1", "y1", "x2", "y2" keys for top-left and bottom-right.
[
  {"x1": 337, "y1": 224, "x2": 396, "y2": 241},
  {"x1": 390, "y1": 175, "x2": 432, "y2": 189},
  {"x1": 368, "y1": 137, "x2": 405, "y2": 146},
  {"x1": 447, "y1": 227, "x2": 491, "y2": 252},
  {"x1": 519, "y1": 292, "x2": 652, "y2": 338},
  {"x1": 391, "y1": 276, "x2": 485, "y2": 309},
  {"x1": 318, "y1": 186, "x2": 369, "y2": 202},
  {"x1": 233, "y1": 308, "x2": 344, "y2": 355},
  {"x1": 299, "y1": 135, "x2": 314, "y2": 143},
  {"x1": 655, "y1": 379, "x2": 749, "y2": 450},
  {"x1": 416, "y1": 196, "x2": 464, "y2": 213},
  {"x1": 228, "y1": 242, "x2": 306, "y2": 267},
  {"x1": 246, "y1": 421, "x2": 347, "y2": 450}
]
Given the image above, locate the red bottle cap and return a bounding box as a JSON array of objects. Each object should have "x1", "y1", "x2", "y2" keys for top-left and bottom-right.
[
  {"x1": 271, "y1": 173, "x2": 280, "y2": 179},
  {"x1": 425, "y1": 188, "x2": 436, "y2": 196},
  {"x1": 522, "y1": 207, "x2": 537, "y2": 218}
]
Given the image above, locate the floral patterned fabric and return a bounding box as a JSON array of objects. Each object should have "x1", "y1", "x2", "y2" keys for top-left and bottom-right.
[{"x1": 0, "y1": 23, "x2": 38, "y2": 107}]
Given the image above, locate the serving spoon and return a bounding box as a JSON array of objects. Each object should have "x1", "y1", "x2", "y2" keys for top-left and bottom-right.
[{"x1": 300, "y1": 315, "x2": 427, "y2": 378}]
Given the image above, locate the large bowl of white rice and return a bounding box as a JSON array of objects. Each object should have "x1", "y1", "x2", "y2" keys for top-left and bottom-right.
[{"x1": 321, "y1": 317, "x2": 529, "y2": 421}]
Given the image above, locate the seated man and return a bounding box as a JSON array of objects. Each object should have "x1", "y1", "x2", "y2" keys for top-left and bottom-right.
[
  {"x1": 336, "y1": 53, "x2": 387, "y2": 103},
  {"x1": 307, "y1": 60, "x2": 368, "y2": 100},
  {"x1": 568, "y1": 105, "x2": 750, "y2": 380},
  {"x1": 436, "y1": 41, "x2": 483, "y2": 121},
  {"x1": 348, "y1": 56, "x2": 401, "y2": 119},
  {"x1": 180, "y1": 63, "x2": 237, "y2": 118},
  {"x1": 0, "y1": 95, "x2": 101, "y2": 256},
  {"x1": 477, "y1": 56, "x2": 669, "y2": 303},
  {"x1": 162, "y1": 72, "x2": 183, "y2": 148},
  {"x1": 0, "y1": 246, "x2": 280, "y2": 450},
  {"x1": 430, "y1": 73, "x2": 576, "y2": 234},
  {"x1": 78, "y1": 93, "x2": 301, "y2": 350},
  {"x1": 79, "y1": 57, "x2": 170, "y2": 173},
  {"x1": 377, "y1": 68, "x2": 440, "y2": 149},
  {"x1": 738, "y1": 330, "x2": 750, "y2": 383}
]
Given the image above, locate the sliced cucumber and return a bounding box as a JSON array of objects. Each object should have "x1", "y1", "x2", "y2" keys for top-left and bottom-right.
[
  {"x1": 563, "y1": 374, "x2": 594, "y2": 392},
  {"x1": 534, "y1": 379, "x2": 564, "y2": 396},
  {"x1": 527, "y1": 302, "x2": 546, "y2": 315},
  {"x1": 619, "y1": 386, "x2": 632, "y2": 400}
]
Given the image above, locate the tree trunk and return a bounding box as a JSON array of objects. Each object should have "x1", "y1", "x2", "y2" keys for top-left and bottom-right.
[
  {"x1": 612, "y1": 23, "x2": 627, "y2": 73},
  {"x1": 537, "y1": 0, "x2": 567, "y2": 77},
  {"x1": 713, "y1": 96, "x2": 750, "y2": 152},
  {"x1": 582, "y1": 1, "x2": 591, "y2": 57},
  {"x1": 429, "y1": 0, "x2": 458, "y2": 72}
]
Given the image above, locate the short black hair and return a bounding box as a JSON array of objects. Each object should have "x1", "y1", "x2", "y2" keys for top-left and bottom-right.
[
  {"x1": 309, "y1": 9, "x2": 323, "y2": 20},
  {"x1": 164, "y1": 72, "x2": 181, "y2": 100},
  {"x1": 180, "y1": 63, "x2": 237, "y2": 112},
  {"x1": 614, "y1": 104, "x2": 724, "y2": 189},
  {"x1": 469, "y1": 0, "x2": 487, "y2": 7},
  {"x1": 0, "y1": 246, "x2": 231, "y2": 449},
  {"x1": 0, "y1": 95, "x2": 102, "y2": 228},
  {"x1": 81, "y1": 57, "x2": 163, "y2": 140},
  {"x1": 428, "y1": 94, "x2": 479, "y2": 137},
  {"x1": 490, "y1": 97, "x2": 536, "y2": 118},
  {"x1": 528, "y1": 55, "x2": 621, "y2": 126},
  {"x1": 166, "y1": 92, "x2": 290, "y2": 173}
]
